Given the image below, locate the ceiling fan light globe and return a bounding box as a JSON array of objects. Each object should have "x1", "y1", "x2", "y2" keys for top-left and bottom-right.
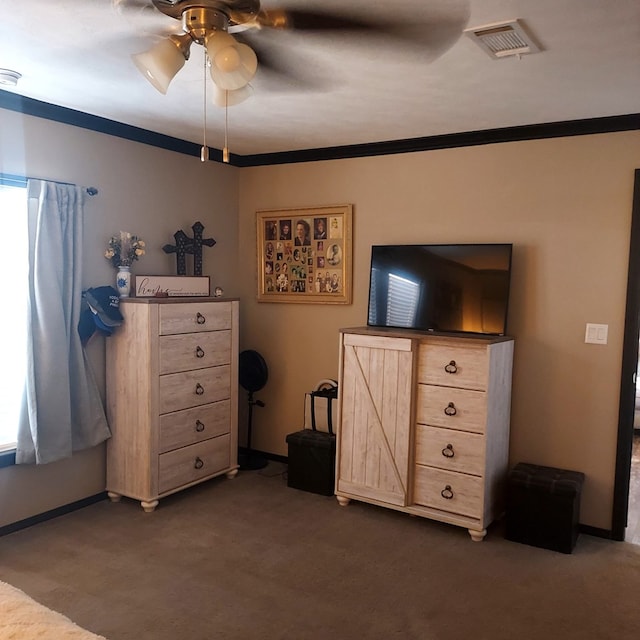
[
  {"x1": 215, "y1": 46, "x2": 241, "y2": 73},
  {"x1": 205, "y1": 31, "x2": 238, "y2": 57},
  {"x1": 210, "y1": 69, "x2": 245, "y2": 90},
  {"x1": 211, "y1": 84, "x2": 253, "y2": 107},
  {"x1": 210, "y1": 43, "x2": 257, "y2": 90},
  {"x1": 132, "y1": 38, "x2": 188, "y2": 94},
  {"x1": 236, "y1": 43, "x2": 258, "y2": 76}
]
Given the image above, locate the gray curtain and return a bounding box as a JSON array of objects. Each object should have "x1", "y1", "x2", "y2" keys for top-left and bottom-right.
[{"x1": 16, "y1": 180, "x2": 111, "y2": 464}]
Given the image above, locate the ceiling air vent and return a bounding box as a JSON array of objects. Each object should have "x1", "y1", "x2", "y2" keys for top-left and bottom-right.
[{"x1": 464, "y1": 19, "x2": 540, "y2": 59}]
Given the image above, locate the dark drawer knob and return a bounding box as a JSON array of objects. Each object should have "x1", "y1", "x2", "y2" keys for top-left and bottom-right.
[
  {"x1": 194, "y1": 457, "x2": 204, "y2": 470},
  {"x1": 441, "y1": 485, "x2": 454, "y2": 500},
  {"x1": 196, "y1": 312, "x2": 206, "y2": 325},
  {"x1": 195, "y1": 346, "x2": 205, "y2": 358},
  {"x1": 195, "y1": 383, "x2": 205, "y2": 395},
  {"x1": 444, "y1": 360, "x2": 458, "y2": 374},
  {"x1": 442, "y1": 444, "x2": 455, "y2": 458},
  {"x1": 195, "y1": 420, "x2": 205, "y2": 432},
  {"x1": 444, "y1": 402, "x2": 457, "y2": 416}
]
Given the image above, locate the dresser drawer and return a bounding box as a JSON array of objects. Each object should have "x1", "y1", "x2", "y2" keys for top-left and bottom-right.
[
  {"x1": 413, "y1": 466, "x2": 483, "y2": 518},
  {"x1": 159, "y1": 302, "x2": 231, "y2": 336},
  {"x1": 159, "y1": 365, "x2": 230, "y2": 414},
  {"x1": 159, "y1": 401, "x2": 231, "y2": 453},
  {"x1": 415, "y1": 424, "x2": 484, "y2": 476},
  {"x1": 159, "y1": 330, "x2": 231, "y2": 374},
  {"x1": 158, "y1": 434, "x2": 231, "y2": 494},
  {"x1": 418, "y1": 343, "x2": 487, "y2": 390},
  {"x1": 416, "y1": 385, "x2": 487, "y2": 434}
]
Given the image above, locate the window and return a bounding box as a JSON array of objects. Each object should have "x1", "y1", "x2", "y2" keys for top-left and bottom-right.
[
  {"x1": 0, "y1": 184, "x2": 28, "y2": 451},
  {"x1": 368, "y1": 267, "x2": 421, "y2": 329},
  {"x1": 386, "y1": 272, "x2": 420, "y2": 328}
]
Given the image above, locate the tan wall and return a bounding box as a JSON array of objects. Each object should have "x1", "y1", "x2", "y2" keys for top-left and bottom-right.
[
  {"x1": 1, "y1": 106, "x2": 638, "y2": 533},
  {"x1": 237, "y1": 131, "x2": 640, "y2": 530},
  {"x1": 0, "y1": 109, "x2": 240, "y2": 528}
]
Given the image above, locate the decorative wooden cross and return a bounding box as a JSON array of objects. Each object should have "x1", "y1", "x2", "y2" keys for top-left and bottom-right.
[
  {"x1": 185, "y1": 221, "x2": 216, "y2": 276},
  {"x1": 162, "y1": 230, "x2": 192, "y2": 275}
]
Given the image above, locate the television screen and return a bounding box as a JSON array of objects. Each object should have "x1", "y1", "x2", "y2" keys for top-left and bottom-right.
[{"x1": 367, "y1": 244, "x2": 513, "y2": 336}]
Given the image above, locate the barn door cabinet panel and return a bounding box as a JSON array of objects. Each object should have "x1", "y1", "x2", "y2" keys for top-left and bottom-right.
[
  {"x1": 106, "y1": 297, "x2": 239, "y2": 512},
  {"x1": 336, "y1": 327, "x2": 514, "y2": 541},
  {"x1": 337, "y1": 332, "x2": 416, "y2": 507}
]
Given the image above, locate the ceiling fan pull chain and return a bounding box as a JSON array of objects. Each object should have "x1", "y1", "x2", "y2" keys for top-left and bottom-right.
[
  {"x1": 201, "y1": 51, "x2": 209, "y2": 162},
  {"x1": 223, "y1": 90, "x2": 230, "y2": 163}
]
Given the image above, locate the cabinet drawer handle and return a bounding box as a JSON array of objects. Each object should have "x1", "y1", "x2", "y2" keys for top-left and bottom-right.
[
  {"x1": 196, "y1": 312, "x2": 206, "y2": 325},
  {"x1": 195, "y1": 346, "x2": 205, "y2": 358},
  {"x1": 194, "y1": 457, "x2": 204, "y2": 470},
  {"x1": 444, "y1": 360, "x2": 458, "y2": 374},
  {"x1": 441, "y1": 485, "x2": 454, "y2": 500},
  {"x1": 442, "y1": 444, "x2": 455, "y2": 458},
  {"x1": 195, "y1": 420, "x2": 205, "y2": 432},
  {"x1": 444, "y1": 402, "x2": 457, "y2": 416},
  {"x1": 195, "y1": 383, "x2": 205, "y2": 395}
]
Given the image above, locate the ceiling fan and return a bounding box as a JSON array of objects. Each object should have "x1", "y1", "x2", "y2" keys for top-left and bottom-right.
[
  {"x1": 113, "y1": 0, "x2": 469, "y2": 160},
  {"x1": 114, "y1": 0, "x2": 470, "y2": 97}
]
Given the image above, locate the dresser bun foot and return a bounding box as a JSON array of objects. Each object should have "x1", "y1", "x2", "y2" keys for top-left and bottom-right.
[
  {"x1": 107, "y1": 492, "x2": 121, "y2": 503},
  {"x1": 468, "y1": 528, "x2": 487, "y2": 542},
  {"x1": 226, "y1": 468, "x2": 239, "y2": 479},
  {"x1": 336, "y1": 496, "x2": 350, "y2": 506},
  {"x1": 141, "y1": 500, "x2": 159, "y2": 513}
]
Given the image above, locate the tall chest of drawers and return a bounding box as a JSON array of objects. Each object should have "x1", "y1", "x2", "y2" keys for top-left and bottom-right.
[
  {"x1": 106, "y1": 297, "x2": 239, "y2": 512},
  {"x1": 336, "y1": 327, "x2": 514, "y2": 541}
]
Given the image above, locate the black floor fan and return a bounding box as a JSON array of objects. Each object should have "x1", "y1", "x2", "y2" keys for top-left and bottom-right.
[{"x1": 238, "y1": 349, "x2": 269, "y2": 470}]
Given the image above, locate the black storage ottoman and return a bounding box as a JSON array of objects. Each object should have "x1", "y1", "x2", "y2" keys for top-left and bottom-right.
[
  {"x1": 505, "y1": 463, "x2": 585, "y2": 554},
  {"x1": 286, "y1": 429, "x2": 336, "y2": 496}
]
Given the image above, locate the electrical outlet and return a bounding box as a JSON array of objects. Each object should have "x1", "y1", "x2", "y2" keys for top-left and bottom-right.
[{"x1": 585, "y1": 323, "x2": 608, "y2": 345}]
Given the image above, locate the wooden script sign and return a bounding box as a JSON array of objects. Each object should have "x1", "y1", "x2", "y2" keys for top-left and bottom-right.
[{"x1": 134, "y1": 276, "x2": 210, "y2": 297}]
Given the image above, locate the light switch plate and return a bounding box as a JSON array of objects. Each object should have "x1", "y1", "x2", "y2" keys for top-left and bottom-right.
[{"x1": 585, "y1": 323, "x2": 608, "y2": 345}]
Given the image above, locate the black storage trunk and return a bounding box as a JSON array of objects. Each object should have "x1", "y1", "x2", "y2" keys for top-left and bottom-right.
[
  {"x1": 505, "y1": 463, "x2": 585, "y2": 554},
  {"x1": 286, "y1": 429, "x2": 336, "y2": 496}
]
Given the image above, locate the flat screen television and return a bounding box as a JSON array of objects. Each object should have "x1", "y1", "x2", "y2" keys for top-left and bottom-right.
[{"x1": 367, "y1": 243, "x2": 513, "y2": 336}]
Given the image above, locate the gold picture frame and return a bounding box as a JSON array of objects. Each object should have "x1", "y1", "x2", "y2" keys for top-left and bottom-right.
[{"x1": 257, "y1": 204, "x2": 352, "y2": 304}]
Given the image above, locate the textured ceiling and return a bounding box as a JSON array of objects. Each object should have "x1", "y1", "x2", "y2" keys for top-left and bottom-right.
[{"x1": 0, "y1": 0, "x2": 639, "y2": 156}]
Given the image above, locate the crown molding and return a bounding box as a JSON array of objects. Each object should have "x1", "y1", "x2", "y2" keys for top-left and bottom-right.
[{"x1": 1, "y1": 90, "x2": 638, "y2": 168}]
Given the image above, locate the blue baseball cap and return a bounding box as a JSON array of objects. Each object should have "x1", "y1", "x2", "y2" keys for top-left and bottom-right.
[
  {"x1": 85, "y1": 286, "x2": 123, "y2": 328},
  {"x1": 78, "y1": 306, "x2": 96, "y2": 345}
]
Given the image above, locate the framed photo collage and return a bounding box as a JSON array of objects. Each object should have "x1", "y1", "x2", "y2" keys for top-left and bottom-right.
[{"x1": 256, "y1": 204, "x2": 352, "y2": 304}]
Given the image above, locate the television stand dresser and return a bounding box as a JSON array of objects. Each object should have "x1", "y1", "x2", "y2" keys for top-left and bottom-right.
[
  {"x1": 106, "y1": 297, "x2": 239, "y2": 512},
  {"x1": 335, "y1": 327, "x2": 514, "y2": 541}
]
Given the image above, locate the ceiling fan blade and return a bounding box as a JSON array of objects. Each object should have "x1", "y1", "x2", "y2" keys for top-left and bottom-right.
[
  {"x1": 111, "y1": 0, "x2": 158, "y2": 16},
  {"x1": 256, "y1": 9, "x2": 386, "y2": 32},
  {"x1": 254, "y1": 3, "x2": 471, "y2": 70},
  {"x1": 253, "y1": 5, "x2": 469, "y2": 57},
  {"x1": 234, "y1": 33, "x2": 330, "y2": 91},
  {"x1": 111, "y1": 0, "x2": 181, "y2": 40}
]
